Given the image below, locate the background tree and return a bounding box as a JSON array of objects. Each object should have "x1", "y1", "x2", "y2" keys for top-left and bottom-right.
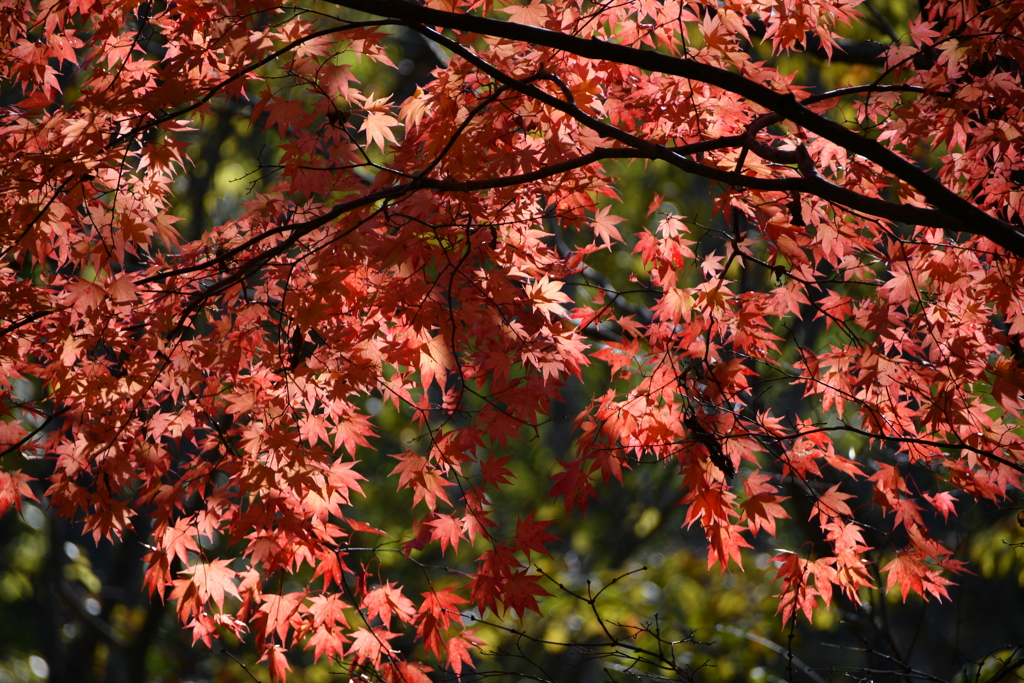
[{"x1": 2, "y1": 0, "x2": 1024, "y2": 681}]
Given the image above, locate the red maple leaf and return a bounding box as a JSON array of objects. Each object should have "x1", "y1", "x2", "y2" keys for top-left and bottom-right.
[
  {"x1": 447, "y1": 631, "x2": 486, "y2": 676},
  {"x1": 706, "y1": 521, "x2": 752, "y2": 572},
  {"x1": 884, "y1": 553, "x2": 955, "y2": 602},
  {"x1": 479, "y1": 455, "x2": 514, "y2": 488},
  {"x1": 0, "y1": 470, "x2": 35, "y2": 517},
  {"x1": 6, "y1": 0, "x2": 1023, "y2": 673},
  {"x1": 417, "y1": 588, "x2": 468, "y2": 658},
  {"x1": 348, "y1": 627, "x2": 400, "y2": 668},
  {"x1": 502, "y1": 570, "x2": 550, "y2": 618},
  {"x1": 514, "y1": 513, "x2": 557, "y2": 560},
  {"x1": 739, "y1": 473, "x2": 789, "y2": 536},
  {"x1": 307, "y1": 626, "x2": 348, "y2": 663},
  {"x1": 179, "y1": 559, "x2": 239, "y2": 610},
  {"x1": 549, "y1": 460, "x2": 595, "y2": 514},
  {"x1": 428, "y1": 513, "x2": 466, "y2": 554},
  {"x1": 362, "y1": 582, "x2": 417, "y2": 627},
  {"x1": 259, "y1": 592, "x2": 305, "y2": 644}
]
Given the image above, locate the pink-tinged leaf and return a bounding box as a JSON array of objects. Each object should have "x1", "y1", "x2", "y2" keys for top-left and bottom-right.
[
  {"x1": 0, "y1": 470, "x2": 36, "y2": 518},
  {"x1": 262, "y1": 645, "x2": 292, "y2": 683},
  {"x1": 362, "y1": 582, "x2": 417, "y2": 627},
  {"x1": 180, "y1": 559, "x2": 239, "y2": 609},
  {"x1": 923, "y1": 491, "x2": 957, "y2": 521},
  {"x1": 348, "y1": 627, "x2": 400, "y2": 667},
  {"x1": 447, "y1": 631, "x2": 485, "y2": 676},
  {"x1": 524, "y1": 276, "x2": 572, "y2": 320},
  {"x1": 161, "y1": 517, "x2": 201, "y2": 566},
  {"x1": 382, "y1": 662, "x2": 434, "y2": 683},
  {"x1": 497, "y1": 0, "x2": 548, "y2": 26},
  {"x1": 259, "y1": 592, "x2": 305, "y2": 643},
  {"x1": 307, "y1": 626, "x2": 348, "y2": 663},
  {"x1": 360, "y1": 96, "x2": 400, "y2": 151},
  {"x1": 884, "y1": 554, "x2": 954, "y2": 602},
  {"x1": 590, "y1": 206, "x2": 625, "y2": 248},
  {"x1": 810, "y1": 484, "x2": 854, "y2": 525},
  {"x1": 428, "y1": 513, "x2": 466, "y2": 554}
]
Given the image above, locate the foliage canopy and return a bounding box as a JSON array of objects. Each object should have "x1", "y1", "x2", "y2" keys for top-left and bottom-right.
[{"x1": 2, "y1": 0, "x2": 1024, "y2": 679}]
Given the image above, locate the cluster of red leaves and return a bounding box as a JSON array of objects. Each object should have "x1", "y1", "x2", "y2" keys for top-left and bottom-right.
[{"x1": 1, "y1": 0, "x2": 1023, "y2": 679}]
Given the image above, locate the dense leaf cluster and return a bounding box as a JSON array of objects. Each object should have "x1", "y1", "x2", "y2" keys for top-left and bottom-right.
[{"x1": 1, "y1": 0, "x2": 1024, "y2": 679}]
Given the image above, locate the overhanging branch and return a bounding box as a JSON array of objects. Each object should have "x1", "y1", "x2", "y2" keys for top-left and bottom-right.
[
  {"x1": 406, "y1": 22, "x2": 992, "y2": 235},
  {"x1": 326, "y1": 0, "x2": 1024, "y2": 256}
]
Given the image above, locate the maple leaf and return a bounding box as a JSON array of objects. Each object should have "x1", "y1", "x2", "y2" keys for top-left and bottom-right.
[
  {"x1": 265, "y1": 97, "x2": 313, "y2": 136},
  {"x1": 810, "y1": 484, "x2": 855, "y2": 525},
  {"x1": 360, "y1": 95, "x2": 400, "y2": 152},
  {"x1": 549, "y1": 460, "x2": 595, "y2": 514},
  {"x1": 391, "y1": 451, "x2": 453, "y2": 511},
  {"x1": 259, "y1": 592, "x2": 305, "y2": 644},
  {"x1": 428, "y1": 513, "x2": 466, "y2": 554},
  {"x1": 261, "y1": 644, "x2": 292, "y2": 683},
  {"x1": 348, "y1": 627, "x2": 400, "y2": 668},
  {"x1": 468, "y1": 572, "x2": 502, "y2": 616},
  {"x1": 362, "y1": 582, "x2": 417, "y2": 627},
  {"x1": 739, "y1": 474, "x2": 789, "y2": 536},
  {"x1": 923, "y1": 491, "x2": 957, "y2": 521},
  {"x1": 160, "y1": 517, "x2": 201, "y2": 566},
  {"x1": 524, "y1": 276, "x2": 572, "y2": 321},
  {"x1": 310, "y1": 551, "x2": 346, "y2": 590},
  {"x1": 497, "y1": 0, "x2": 548, "y2": 26},
  {"x1": 773, "y1": 553, "x2": 817, "y2": 623},
  {"x1": 381, "y1": 661, "x2": 434, "y2": 683},
  {"x1": 502, "y1": 570, "x2": 550, "y2": 618},
  {"x1": 417, "y1": 588, "x2": 468, "y2": 658},
  {"x1": 143, "y1": 551, "x2": 172, "y2": 597},
  {"x1": 590, "y1": 205, "x2": 625, "y2": 248},
  {"x1": 479, "y1": 542, "x2": 522, "y2": 579},
  {"x1": 179, "y1": 559, "x2": 239, "y2": 610},
  {"x1": 420, "y1": 587, "x2": 467, "y2": 626},
  {"x1": 587, "y1": 444, "x2": 627, "y2": 484},
  {"x1": 306, "y1": 593, "x2": 351, "y2": 631},
  {"x1": 307, "y1": 626, "x2": 348, "y2": 663},
  {"x1": 652, "y1": 287, "x2": 695, "y2": 323},
  {"x1": 705, "y1": 521, "x2": 752, "y2": 573},
  {"x1": 479, "y1": 455, "x2": 513, "y2": 488},
  {"x1": 446, "y1": 631, "x2": 486, "y2": 676},
  {"x1": 884, "y1": 554, "x2": 954, "y2": 602},
  {"x1": 0, "y1": 471, "x2": 36, "y2": 517},
  {"x1": 908, "y1": 17, "x2": 942, "y2": 46},
  {"x1": 514, "y1": 513, "x2": 557, "y2": 560}
]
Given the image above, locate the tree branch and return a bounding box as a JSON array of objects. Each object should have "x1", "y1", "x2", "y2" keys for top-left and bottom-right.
[
  {"x1": 404, "y1": 21, "x2": 1002, "y2": 237},
  {"x1": 327, "y1": 0, "x2": 1024, "y2": 256}
]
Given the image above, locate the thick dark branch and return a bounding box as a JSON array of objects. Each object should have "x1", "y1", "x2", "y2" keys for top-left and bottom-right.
[
  {"x1": 327, "y1": 0, "x2": 1024, "y2": 256},
  {"x1": 408, "y1": 23, "x2": 988, "y2": 234},
  {"x1": 416, "y1": 142, "x2": 737, "y2": 191}
]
